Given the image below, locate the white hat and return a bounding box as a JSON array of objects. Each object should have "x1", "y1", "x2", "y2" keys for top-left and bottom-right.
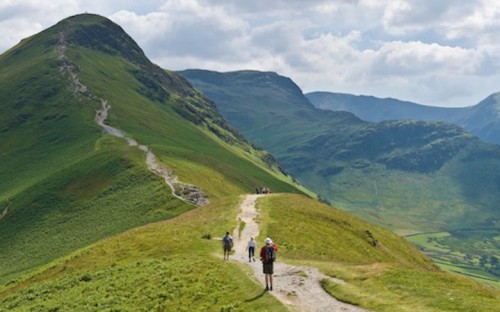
[{"x1": 265, "y1": 237, "x2": 272, "y2": 244}]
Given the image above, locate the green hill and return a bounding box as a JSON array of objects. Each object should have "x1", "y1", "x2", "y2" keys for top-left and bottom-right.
[
  {"x1": 179, "y1": 69, "x2": 500, "y2": 234},
  {"x1": 0, "y1": 14, "x2": 305, "y2": 286},
  {"x1": 179, "y1": 69, "x2": 500, "y2": 286}
]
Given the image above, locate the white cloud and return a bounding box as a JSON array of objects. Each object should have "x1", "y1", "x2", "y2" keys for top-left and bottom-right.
[
  {"x1": 2, "y1": 0, "x2": 500, "y2": 107},
  {"x1": 372, "y1": 41, "x2": 483, "y2": 75},
  {"x1": 0, "y1": 0, "x2": 78, "y2": 50}
]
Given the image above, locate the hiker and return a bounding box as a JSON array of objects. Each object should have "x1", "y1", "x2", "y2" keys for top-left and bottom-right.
[
  {"x1": 246, "y1": 236, "x2": 256, "y2": 262},
  {"x1": 260, "y1": 237, "x2": 277, "y2": 291},
  {"x1": 222, "y1": 231, "x2": 233, "y2": 261}
]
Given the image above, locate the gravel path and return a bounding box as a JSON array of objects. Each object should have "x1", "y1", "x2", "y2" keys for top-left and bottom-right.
[
  {"x1": 94, "y1": 100, "x2": 209, "y2": 206},
  {"x1": 232, "y1": 194, "x2": 369, "y2": 312},
  {"x1": 57, "y1": 28, "x2": 208, "y2": 206}
]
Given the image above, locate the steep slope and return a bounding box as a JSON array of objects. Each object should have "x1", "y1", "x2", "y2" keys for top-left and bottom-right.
[
  {"x1": 179, "y1": 69, "x2": 500, "y2": 234},
  {"x1": 0, "y1": 14, "x2": 304, "y2": 285},
  {"x1": 306, "y1": 91, "x2": 500, "y2": 145}
]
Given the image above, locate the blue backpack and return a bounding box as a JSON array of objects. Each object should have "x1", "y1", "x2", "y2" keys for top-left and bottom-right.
[{"x1": 223, "y1": 235, "x2": 233, "y2": 248}]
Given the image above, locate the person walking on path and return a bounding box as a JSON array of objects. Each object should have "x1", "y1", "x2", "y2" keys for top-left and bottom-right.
[
  {"x1": 246, "y1": 236, "x2": 257, "y2": 262},
  {"x1": 222, "y1": 231, "x2": 233, "y2": 261},
  {"x1": 260, "y1": 237, "x2": 277, "y2": 291}
]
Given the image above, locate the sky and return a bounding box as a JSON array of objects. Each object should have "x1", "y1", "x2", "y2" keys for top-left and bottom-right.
[{"x1": 1, "y1": 0, "x2": 500, "y2": 107}]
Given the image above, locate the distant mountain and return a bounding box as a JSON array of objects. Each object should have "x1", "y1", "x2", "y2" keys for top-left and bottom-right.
[
  {"x1": 0, "y1": 14, "x2": 304, "y2": 285},
  {"x1": 453, "y1": 93, "x2": 500, "y2": 144},
  {"x1": 180, "y1": 69, "x2": 500, "y2": 234},
  {"x1": 306, "y1": 91, "x2": 500, "y2": 145}
]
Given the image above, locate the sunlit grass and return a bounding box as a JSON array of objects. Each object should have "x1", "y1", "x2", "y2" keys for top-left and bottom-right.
[
  {"x1": 0, "y1": 197, "x2": 287, "y2": 311},
  {"x1": 256, "y1": 194, "x2": 500, "y2": 312}
]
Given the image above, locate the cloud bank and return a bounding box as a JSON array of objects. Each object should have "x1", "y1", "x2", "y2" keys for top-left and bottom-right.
[{"x1": 1, "y1": 0, "x2": 500, "y2": 107}]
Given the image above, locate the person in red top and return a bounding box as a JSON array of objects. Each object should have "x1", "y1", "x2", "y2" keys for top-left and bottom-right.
[{"x1": 260, "y1": 237, "x2": 277, "y2": 291}]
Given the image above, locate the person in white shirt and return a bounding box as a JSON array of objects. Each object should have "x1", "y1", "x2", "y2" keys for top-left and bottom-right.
[{"x1": 246, "y1": 236, "x2": 256, "y2": 262}]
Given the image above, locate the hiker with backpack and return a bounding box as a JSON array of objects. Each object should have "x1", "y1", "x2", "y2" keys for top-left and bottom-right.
[
  {"x1": 222, "y1": 231, "x2": 233, "y2": 261},
  {"x1": 260, "y1": 237, "x2": 277, "y2": 291},
  {"x1": 246, "y1": 236, "x2": 256, "y2": 262}
]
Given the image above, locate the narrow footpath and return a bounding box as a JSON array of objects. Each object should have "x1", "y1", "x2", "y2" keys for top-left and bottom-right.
[
  {"x1": 94, "y1": 100, "x2": 208, "y2": 206},
  {"x1": 232, "y1": 194, "x2": 369, "y2": 312},
  {"x1": 57, "y1": 29, "x2": 208, "y2": 206}
]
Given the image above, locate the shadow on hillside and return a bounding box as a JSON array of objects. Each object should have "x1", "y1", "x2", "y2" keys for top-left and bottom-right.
[{"x1": 244, "y1": 290, "x2": 267, "y2": 302}]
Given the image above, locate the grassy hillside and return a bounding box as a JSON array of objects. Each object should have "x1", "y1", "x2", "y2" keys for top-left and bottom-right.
[
  {"x1": 179, "y1": 69, "x2": 500, "y2": 235},
  {"x1": 1, "y1": 194, "x2": 497, "y2": 311},
  {"x1": 257, "y1": 194, "x2": 499, "y2": 311},
  {"x1": 0, "y1": 14, "x2": 305, "y2": 286},
  {"x1": 0, "y1": 197, "x2": 288, "y2": 311}
]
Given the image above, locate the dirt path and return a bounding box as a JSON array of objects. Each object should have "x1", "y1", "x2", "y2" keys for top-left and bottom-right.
[
  {"x1": 232, "y1": 194, "x2": 369, "y2": 312},
  {"x1": 0, "y1": 201, "x2": 11, "y2": 221},
  {"x1": 58, "y1": 30, "x2": 208, "y2": 206},
  {"x1": 93, "y1": 100, "x2": 208, "y2": 206}
]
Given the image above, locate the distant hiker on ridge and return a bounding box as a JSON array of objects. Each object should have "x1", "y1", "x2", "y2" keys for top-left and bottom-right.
[
  {"x1": 246, "y1": 236, "x2": 256, "y2": 262},
  {"x1": 222, "y1": 231, "x2": 233, "y2": 261},
  {"x1": 260, "y1": 237, "x2": 277, "y2": 291}
]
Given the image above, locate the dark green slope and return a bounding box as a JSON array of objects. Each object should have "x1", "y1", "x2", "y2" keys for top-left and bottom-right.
[
  {"x1": 179, "y1": 69, "x2": 500, "y2": 234},
  {"x1": 0, "y1": 14, "x2": 303, "y2": 285}
]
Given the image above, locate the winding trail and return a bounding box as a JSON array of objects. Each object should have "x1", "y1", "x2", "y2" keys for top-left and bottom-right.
[
  {"x1": 0, "y1": 201, "x2": 10, "y2": 221},
  {"x1": 58, "y1": 30, "x2": 208, "y2": 206},
  {"x1": 94, "y1": 100, "x2": 208, "y2": 205},
  {"x1": 232, "y1": 194, "x2": 369, "y2": 312}
]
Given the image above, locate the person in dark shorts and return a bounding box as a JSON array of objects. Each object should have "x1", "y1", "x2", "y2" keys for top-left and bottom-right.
[
  {"x1": 222, "y1": 231, "x2": 233, "y2": 261},
  {"x1": 260, "y1": 237, "x2": 277, "y2": 291}
]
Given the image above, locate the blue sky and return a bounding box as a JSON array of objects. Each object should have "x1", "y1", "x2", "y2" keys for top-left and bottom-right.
[{"x1": 1, "y1": 0, "x2": 500, "y2": 107}]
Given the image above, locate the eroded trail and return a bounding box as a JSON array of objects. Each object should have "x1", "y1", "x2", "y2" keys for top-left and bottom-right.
[
  {"x1": 58, "y1": 30, "x2": 208, "y2": 206},
  {"x1": 94, "y1": 100, "x2": 208, "y2": 206},
  {"x1": 233, "y1": 194, "x2": 369, "y2": 312}
]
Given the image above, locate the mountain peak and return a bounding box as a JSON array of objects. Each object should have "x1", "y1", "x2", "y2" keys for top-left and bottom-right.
[{"x1": 53, "y1": 13, "x2": 146, "y2": 65}]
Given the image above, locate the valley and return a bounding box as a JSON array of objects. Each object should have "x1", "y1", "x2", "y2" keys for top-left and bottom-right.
[
  {"x1": 406, "y1": 230, "x2": 500, "y2": 288},
  {"x1": 179, "y1": 69, "x2": 500, "y2": 287}
]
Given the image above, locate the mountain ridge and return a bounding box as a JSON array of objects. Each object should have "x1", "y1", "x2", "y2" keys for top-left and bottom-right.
[
  {"x1": 306, "y1": 91, "x2": 500, "y2": 145},
  {"x1": 179, "y1": 68, "x2": 500, "y2": 233},
  {"x1": 0, "y1": 13, "x2": 304, "y2": 285}
]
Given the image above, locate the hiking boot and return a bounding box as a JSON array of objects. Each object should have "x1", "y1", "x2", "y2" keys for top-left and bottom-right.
[
  {"x1": 270, "y1": 286, "x2": 273, "y2": 291},
  {"x1": 265, "y1": 286, "x2": 269, "y2": 291}
]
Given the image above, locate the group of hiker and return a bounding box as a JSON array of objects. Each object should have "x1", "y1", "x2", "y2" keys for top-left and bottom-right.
[
  {"x1": 222, "y1": 232, "x2": 278, "y2": 291},
  {"x1": 255, "y1": 186, "x2": 271, "y2": 194}
]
